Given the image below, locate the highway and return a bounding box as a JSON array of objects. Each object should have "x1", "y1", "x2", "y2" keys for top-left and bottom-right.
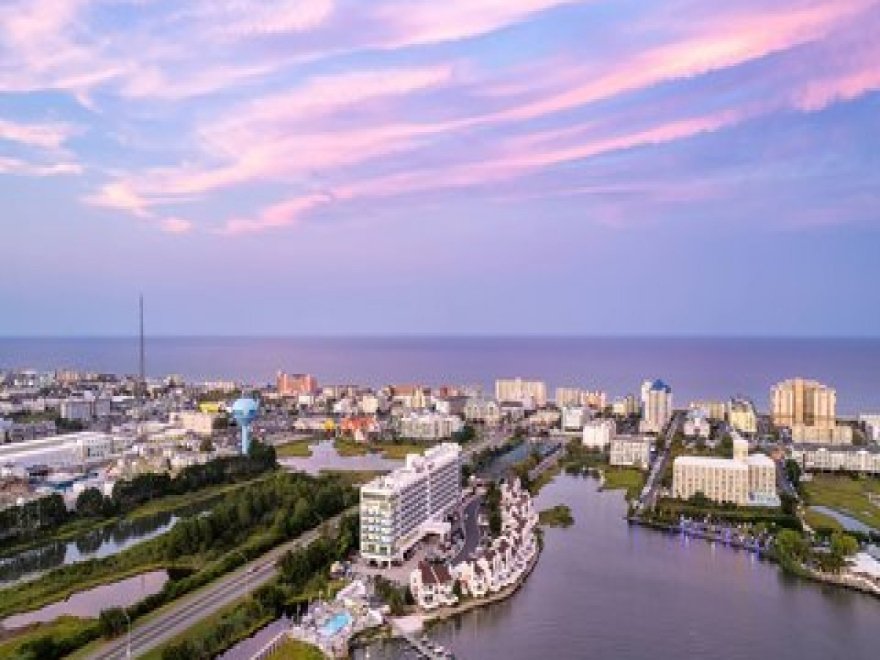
[
  {"x1": 638, "y1": 411, "x2": 683, "y2": 512},
  {"x1": 90, "y1": 508, "x2": 354, "y2": 660}
]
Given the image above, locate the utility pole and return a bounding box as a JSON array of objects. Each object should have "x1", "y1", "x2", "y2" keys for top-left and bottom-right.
[{"x1": 137, "y1": 294, "x2": 145, "y2": 442}]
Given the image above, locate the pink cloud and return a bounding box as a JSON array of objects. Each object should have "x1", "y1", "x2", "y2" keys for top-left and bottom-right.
[
  {"x1": 160, "y1": 217, "x2": 194, "y2": 234},
  {"x1": 0, "y1": 118, "x2": 76, "y2": 150}
]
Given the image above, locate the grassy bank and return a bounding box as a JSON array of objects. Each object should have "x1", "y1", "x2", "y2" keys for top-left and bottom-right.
[
  {"x1": 802, "y1": 475, "x2": 880, "y2": 530},
  {"x1": 0, "y1": 616, "x2": 96, "y2": 659},
  {"x1": 275, "y1": 440, "x2": 314, "y2": 458},
  {"x1": 333, "y1": 438, "x2": 426, "y2": 459},
  {"x1": 601, "y1": 468, "x2": 646, "y2": 501}
]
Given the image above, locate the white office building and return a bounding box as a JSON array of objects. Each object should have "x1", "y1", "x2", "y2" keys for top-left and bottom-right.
[
  {"x1": 860, "y1": 414, "x2": 880, "y2": 443},
  {"x1": 360, "y1": 443, "x2": 462, "y2": 565},
  {"x1": 582, "y1": 419, "x2": 615, "y2": 450},
  {"x1": 791, "y1": 444, "x2": 880, "y2": 475}
]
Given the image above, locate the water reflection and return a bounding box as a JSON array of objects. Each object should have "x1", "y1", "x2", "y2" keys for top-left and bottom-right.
[
  {"x1": 0, "y1": 570, "x2": 168, "y2": 629},
  {"x1": 0, "y1": 500, "x2": 214, "y2": 588},
  {"x1": 278, "y1": 440, "x2": 403, "y2": 476}
]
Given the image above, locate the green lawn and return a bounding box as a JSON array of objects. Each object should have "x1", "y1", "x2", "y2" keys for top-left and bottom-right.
[
  {"x1": 333, "y1": 438, "x2": 369, "y2": 456},
  {"x1": 601, "y1": 468, "x2": 646, "y2": 501},
  {"x1": 803, "y1": 508, "x2": 843, "y2": 532},
  {"x1": 275, "y1": 440, "x2": 314, "y2": 458},
  {"x1": 333, "y1": 438, "x2": 427, "y2": 459},
  {"x1": 803, "y1": 474, "x2": 880, "y2": 530},
  {"x1": 266, "y1": 638, "x2": 324, "y2": 660},
  {"x1": 376, "y1": 443, "x2": 425, "y2": 459}
]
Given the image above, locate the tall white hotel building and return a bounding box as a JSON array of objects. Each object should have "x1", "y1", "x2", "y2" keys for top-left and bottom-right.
[{"x1": 359, "y1": 443, "x2": 462, "y2": 565}]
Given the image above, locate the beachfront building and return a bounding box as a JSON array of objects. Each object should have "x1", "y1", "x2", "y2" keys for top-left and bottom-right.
[
  {"x1": 727, "y1": 398, "x2": 758, "y2": 435},
  {"x1": 359, "y1": 443, "x2": 461, "y2": 565},
  {"x1": 790, "y1": 444, "x2": 880, "y2": 475},
  {"x1": 771, "y1": 378, "x2": 836, "y2": 429},
  {"x1": 689, "y1": 400, "x2": 726, "y2": 421},
  {"x1": 609, "y1": 435, "x2": 652, "y2": 469},
  {"x1": 640, "y1": 379, "x2": 673, "y2": 434},
  {"x1": 583, "y1": 419, "x2": 615, "y2": 450},
  {"x1": 555, "y1": 387, "x2": 607, "y2": 410},
  {"x1": 611, "y1": 394, "x2": 640, "y2": 417},
  {"x1": 409, "y1": 561, "x2": 458, "y2": 611},
  {"x1": 495, "y1": 378, "x2": 548, "y2": 407},
  {"x1": 397, "y1": 412, "x2": 463, "y2": 440},
  {"x1": 276, "y1": 372, "x2": 318, "y2": 396},
  {"x1": 672, "y1": 434, "x2": 779, "y2": 506}
]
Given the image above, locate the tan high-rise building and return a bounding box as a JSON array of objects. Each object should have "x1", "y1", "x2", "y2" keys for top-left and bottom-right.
[
  {"x1": 495, "y1": 378, "x2": 547, "y2": 407},
  {"x1": 770, "y1": 378, "x2": 836, "y2": 429}
]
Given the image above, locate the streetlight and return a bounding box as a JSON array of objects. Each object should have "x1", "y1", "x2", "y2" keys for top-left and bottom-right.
[{"x1": 123, "y1": 608, "x2": 131, "y2": 659}]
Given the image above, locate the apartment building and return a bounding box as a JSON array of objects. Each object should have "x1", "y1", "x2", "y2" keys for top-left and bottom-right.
[
  {"x1": 359, "y1": 443, "x2": 462, "y2": 565},
  {"x1": 640, "y1": 379, "x2": 673, "y2": 434},
  {"x1": 672, "y1": 435, "x2": 778, "y2": 506},
  {"x1": 771, "y1": 378, "x2": 836, "y2": 429},
  {"x1": 560, "y1": 406, "x2": 589, "y2": 432},
  {"x1": 276, "y1": 372, "x2": 318, "y2": 396},
  {"x1": 609, "y1": 435, "x2": 652, "y2": 469},
  {"x1": 463, "y1": 397, "x2": 501, "y2": 426},
  {"x1": 727, "y1": 398, "x2": 758, "y2": 435}
]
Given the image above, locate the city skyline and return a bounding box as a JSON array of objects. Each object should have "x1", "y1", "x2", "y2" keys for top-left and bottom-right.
[{"x1": 3, "y1": 0, "x2": 880, "y2": 336}]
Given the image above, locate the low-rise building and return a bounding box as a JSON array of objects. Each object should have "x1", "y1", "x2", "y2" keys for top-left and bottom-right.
[
  {"x1": 689, "y1": 400, "x2": 726, "y2": 421},
  {"x1": 791, "y1": 423, "x2": 853, "y2": 445},
  {"x1": 727, "y1": 398, "x2": 758, "y2": 435},
  {"x1": 582, "y1": 419, "x2": 615, "y2": 450},
  {"x1": 683, "y1": 410, "x2": 711, "y2": 439},
  {"x1": 860, "y1": 414, "x2": 880, "y2": 443},
  {"x1": 410, "y1": 562, "x2": 458, "y2": 611},
  {"x1": 434, "y1": 395, "x2": 469, "y2": 417},
  {"x1": 790, "y1": 444, "x2": 880, "y2": 475},
  {"x1": 169, "y1": 411, "x2": 218, "y2": 436},
  {"x1": 610, "y1": 435, "x2": 652, "y2": 469},
  {"x1": 398, "y1": 412, "x2": 463, "y2": 440},
  {"x1": 560, "y1": 406, "x2": 589, "y2": 432},
  {"x1": 672, "y1": 434, "x2": 779, "y2": 506},
  {"x1": 463, "y1": 397, "x2": 501, "y2": 426},
  {"x1": 611, "y1": 394, "x2": 639, "y2": 417}
]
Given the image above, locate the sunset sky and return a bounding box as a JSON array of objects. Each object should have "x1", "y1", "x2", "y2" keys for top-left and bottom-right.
[{"x1": 2, "y1": 0, "x2": 879, "y2": 336}]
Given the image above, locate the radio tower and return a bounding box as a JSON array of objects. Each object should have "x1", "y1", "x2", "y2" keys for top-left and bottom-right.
[{"x1": 137, "y1": 294, "x2": 145, "y2": 441}]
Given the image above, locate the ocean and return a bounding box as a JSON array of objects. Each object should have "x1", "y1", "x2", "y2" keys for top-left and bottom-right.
[{"x1": 1, "y1": 336, "x2": 878, "y2": 415}]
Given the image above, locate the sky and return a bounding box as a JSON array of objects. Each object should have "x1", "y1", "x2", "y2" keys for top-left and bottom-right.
[{"x1": 1, "y1": 0, "x2": 879, "y2": 337}]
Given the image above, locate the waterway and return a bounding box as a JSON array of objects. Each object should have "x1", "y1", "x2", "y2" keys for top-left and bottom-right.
[
  {"x1": 355, "y1": 474, "x2": 880, "y2": 659},
  {"x1": 0, "y1": 570, "x2": 168, "y2": 630},
  {"x1": 0, "y1": 500, "x2": 215, "y2": 588},
  {"x1": 278, "y1": 440, "x2": 402, "y2": 475}
]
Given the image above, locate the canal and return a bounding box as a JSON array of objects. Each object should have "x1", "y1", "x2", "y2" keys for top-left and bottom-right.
[{"x1": 356, "y1": 474, "x2": 880, "y2": 659}]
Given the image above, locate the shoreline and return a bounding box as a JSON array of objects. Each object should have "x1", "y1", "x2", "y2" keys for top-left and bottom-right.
[{"x1": 627, "y1": 515, "x2": 880, "y2": 600}]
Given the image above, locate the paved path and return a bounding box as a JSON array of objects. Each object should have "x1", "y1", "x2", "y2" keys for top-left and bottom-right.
[{"x1": 90, "y1": 508, "x2": 355, "y2": 659}]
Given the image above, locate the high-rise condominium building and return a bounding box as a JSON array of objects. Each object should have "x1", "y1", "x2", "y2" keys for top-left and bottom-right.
[
  {"x1": 359, "y1": 443, "x2": 461, "y2": 565},
  {"x1": 727, "y1": 398, "x2": 758, "y2": 435},
  {"x1": 495, "y1": 378, "x2": 547, "y2": 407},
  {"x1": 640, "y1": 379, "x2": 673, "y2": 434},
  {"x1": 276, "y1": 372, "x2": 318, "y2": 396},
  {"x1": 770, "y1": 378, "x2": 836, "y2": 429}
]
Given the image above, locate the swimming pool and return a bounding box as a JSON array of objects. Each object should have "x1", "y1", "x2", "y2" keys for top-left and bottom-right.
[{"x1": 319, "y1": 611, "x2": 352, "y2": 638}]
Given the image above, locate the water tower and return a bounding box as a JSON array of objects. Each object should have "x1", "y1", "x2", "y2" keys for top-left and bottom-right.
[{"x1": 231, "y1": 397, "x2": 259, "y2": 455}]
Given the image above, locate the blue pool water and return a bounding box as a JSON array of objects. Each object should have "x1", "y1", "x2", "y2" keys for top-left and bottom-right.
[{"x1": 319, "y1": 612, "x2": 352, "y2": 638}]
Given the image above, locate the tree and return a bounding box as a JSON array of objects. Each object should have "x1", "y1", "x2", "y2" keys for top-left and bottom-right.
[
  {"x1": 76, "y1": 487, "x2": 106, "y2": 517},
  {"x1": 199, "y1": 437, "x2": 214, "y2": 452},
  {"x1": 784, "y1": 459, "x2": 802, "y2": 489},
  {"x1": 830, "y1": 532, "x2": 859, "y2": 559},
  {"x1": 99, "y1": 608, "x2": 128, "y2": 639},
  {"x1": 253, "y1": 584, "x2": 286, "y2": 616}
]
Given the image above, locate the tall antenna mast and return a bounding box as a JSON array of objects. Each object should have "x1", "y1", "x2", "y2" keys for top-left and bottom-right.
[{"x1": 139, "y1": 294, "x2": 145, "y2": 389}]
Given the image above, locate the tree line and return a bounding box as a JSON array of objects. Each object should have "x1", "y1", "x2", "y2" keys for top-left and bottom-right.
[{"x1": 0, "y1": 442, "x2": 277, "y2": 548}]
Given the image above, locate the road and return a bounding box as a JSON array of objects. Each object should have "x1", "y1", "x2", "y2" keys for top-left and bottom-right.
[
  {"x1": 638, "y1": 411, "x2": 683, "y2": 512},
  {"x1": 90, "y1": 508, "x2": 355, "y2": 660}
]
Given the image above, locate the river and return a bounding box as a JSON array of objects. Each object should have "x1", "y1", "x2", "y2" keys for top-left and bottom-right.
[{"x1": 355, "y1": 474, "x2": 880, "y2": 659}]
